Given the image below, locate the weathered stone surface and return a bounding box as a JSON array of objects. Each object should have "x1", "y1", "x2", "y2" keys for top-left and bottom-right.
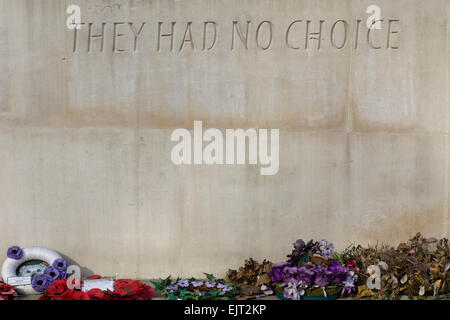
[{"x1": 0, "y1": 0, "x2": 448, "y2": 278}]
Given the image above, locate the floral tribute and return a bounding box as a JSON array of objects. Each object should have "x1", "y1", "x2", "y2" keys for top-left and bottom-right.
[
  {"x1": 153, "y1": 273, "x2": 238, "y2": 300},
  {"x1": 5, "y1": 246, "x2": 69, "y2": 293},
  {"x1": 0, "y1": 278, "x2": 18, "y2": 300},
  {"x1": 343, "y1": 233, "x2": 450, "y2": 300},
  {"x1": 270, "y1": 239, "x2": 357, "y2": 300},
  {"x1": 225, "y1": 258, "x2": 274, "y2": 299},
  {"x1": 39, "y1": 275, "x2": 154, "y2": 300}
]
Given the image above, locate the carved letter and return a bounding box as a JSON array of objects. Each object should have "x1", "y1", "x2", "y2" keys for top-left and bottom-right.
[
  {"x1": 180, "y1": 22, "x2": 195, "y2": 51},
  {"x1": 158, "y1": 22, "x2": 176, "y2": 52},
  {"x1": 231, "y1": 21, "x2": 251, "y2": 50},
  {"x1": 330, "y1": 20, "x2": 348, "y2": 49},
  {"x1": 113, "y1": 22, "x2": 126, "y2": 52},
  {"x1": 305, "y1": 20, "x2": 324, "y2": 49},
  {"x1": 354, "y1": 19, "x2": 361, "y2": 49},
  {"x1": 285, "y1": 20, "x2": 302, "y2": 49},
  {"x1": 367, "y1": 19, "x2": 383, "y2": 49},
  {"x1": 128, "y1": 22, "x2": 146, "y2": 52},
  {"x1": 387, "y1": 20, "x2": 400, "y2": 49},
  {"x1": 203, "y1": 21, "x2": 217, "y2": 51},
  {"x1": 72, "y1": 23, "x2": 85, "y2": 52},
  {"x1": 88, "y1": 22, "x2": 106, "y2": 52},
  {"x1": 256, "y1": 21, "x2": 273, "y2": 50}
]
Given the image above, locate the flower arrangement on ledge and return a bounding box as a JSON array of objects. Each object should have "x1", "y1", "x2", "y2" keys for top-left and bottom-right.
[
  {"x1": 270, "y1": 239, "x2": 357, "y2": 300},
  {"x1": 153, "y1": 273, "x2": 238, "y2": 300},
  {"x1": 40, "y1": 275, "x2": 154, "y2": 300}
]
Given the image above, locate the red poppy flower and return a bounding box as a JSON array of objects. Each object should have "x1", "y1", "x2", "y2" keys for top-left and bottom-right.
[
  {"x1": 113, "y1": 288, "x2": 129, "y2": 297},
  {"x1": 72, "y1": 291, "x2": 90, "y2": 300},
  {"x1": 87, "y1": 288, "x2": 105, "y2": 300},
  {"x1": 0, "y1": 279, "x2": 18, "y2": 300},
  {"x1": 46, "y1": 279, "x2": 68, "y2": 296}
]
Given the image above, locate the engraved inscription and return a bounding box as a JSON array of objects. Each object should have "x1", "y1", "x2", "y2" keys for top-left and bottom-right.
[{"x1": 70, "y1": 19, "x2": 401, "y2": 53}]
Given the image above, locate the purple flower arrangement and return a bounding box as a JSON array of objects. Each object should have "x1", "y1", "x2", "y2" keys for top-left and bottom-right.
[
  {"x1": 270, "y1": 239, "x2": 358, "y2": 299},
  {"x1": 162, "y1": 278, "x2": 236, "y2": 300},
  {"x1": 31, "y1": 259, "x2": 68, "y2": 292}
]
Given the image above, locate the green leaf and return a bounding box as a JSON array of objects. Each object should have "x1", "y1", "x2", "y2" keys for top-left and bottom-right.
[
  {"x1": 333, "y1": 252, "x2": 344, "y2": 264},
  {"x1": 204, "y1": 273, "x2": 216, "y2": 281}
]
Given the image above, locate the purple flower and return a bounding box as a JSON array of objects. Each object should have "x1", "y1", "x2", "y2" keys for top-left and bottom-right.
[
  {"x1": 191, "y1": 281, "x2": 204, "y2": 287},
  {"x1": 166, "y1": 284, "x2": 179, "y2": 292},
  {"x1": 58, "y1": 271, "x2": 67, "y2": 280},
  {"x1": 341, "y1": 271, "x2": 358, "y2": 296},
  {"x1": 270, "y1": 262, "x2": 288, "y2": 282},
  {"x1": 317, "y1": 240, "x2": 334, "y2": 259},
  {"x1": 327, "y1": 261, "x2": 348, "y2": 284},
  {"x1": 31, "y1": 274, "x2": 52, "y2": 292},
  {"x1": 261, "y1": 284, "x2": 273, "y2": 296},
  {"x1": 297, "y1": 267, "x2": 315, "y2": 287},
  {"x1": 283, "y1": 280, "x2": 305, "y2": 300},
  {"x1": 52, "y1": 258, "x2": 67, "y2": 272},
  {"x1": 219, "y1": 284, "x2": 233, "y2": 292},
  {"x1": 177, "y1": 280, "x2": 189, "y2": 287},
  {"x1": 205, "y1": 281, "x2": 216, "y2": 288},
  {"x1": 7, "y1": 246, "x2": 23, "y2": 260},
  {"x1": 313, "y1": 268, "x2": 333, "y2": 287},
  {"x1": 44, "y1": 266, "x2": 60, "y2": 282},
  {"x1": 282, "y1": 266, "x2": 299, "y2": 280}
]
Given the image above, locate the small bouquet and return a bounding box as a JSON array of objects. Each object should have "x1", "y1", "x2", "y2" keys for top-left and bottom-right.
[{"x1": 270, "y1": 238, "x2": 358, "y2": 300}]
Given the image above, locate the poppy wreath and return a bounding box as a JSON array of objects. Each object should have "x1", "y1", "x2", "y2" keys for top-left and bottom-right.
[
  {"x1": 40, "y1": 275, "x2": 154, "y2": 300},
  {"x1": 2, "y1": 246, "x2": 69, "y2": 295}
]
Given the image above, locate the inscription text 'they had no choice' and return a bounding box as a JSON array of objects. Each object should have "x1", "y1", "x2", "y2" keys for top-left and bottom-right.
[{"x1": 70, "y1": 19, "x2": 401, "y2": 53}]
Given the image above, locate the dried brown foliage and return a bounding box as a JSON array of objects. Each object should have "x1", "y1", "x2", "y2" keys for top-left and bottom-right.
[
  {"x1": 343, "y1": 233, "x2": 449, "y2": 299},
  {"x1": 225, "y1": 258, "x2": 273, "y2": 299}
]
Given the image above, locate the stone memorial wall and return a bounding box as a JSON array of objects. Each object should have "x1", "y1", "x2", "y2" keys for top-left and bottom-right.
[{"x1": 0, "y1": 0, "x2": 448, "y2": 278}]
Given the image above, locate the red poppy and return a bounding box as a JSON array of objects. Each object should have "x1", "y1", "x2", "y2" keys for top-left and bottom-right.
[
  {"x1": 39, "y1": 276, "x2": 154, "y2": 300},
  {"x1": 0, "y1": 281, "x2": 18, "y2": 300},
  {"x1": 116, "y1": 280, "x2": 139, "y2": 295},
  {"x1": 87, "y1": 288, "x2": 105, "y2": 300},
  {"x1": 46, "y1": 279, "x2": 68, "y2": 296},
  {"x1": 72, "y1": 291, "x2": 90, "y2": 300},
  {"x1": 113, "y1": 288, "x2": 129, "y2": 297}
]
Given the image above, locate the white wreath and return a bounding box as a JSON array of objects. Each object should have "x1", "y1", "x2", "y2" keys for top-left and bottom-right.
[{"x1": 2, "y1": 247, "x2": 62, "y2": 295}]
